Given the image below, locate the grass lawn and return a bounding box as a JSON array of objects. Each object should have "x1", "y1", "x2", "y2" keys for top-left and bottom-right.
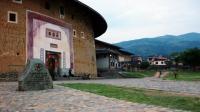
[
  {"x1": 61, "y1": 83, "x2": 200, "y2": 112},
  {"x1": 120, "y1": 71, "x2": 155, "y2": 78},
  {"x1": 164, "y1": 71, "x2": 200, "y2": 81}
]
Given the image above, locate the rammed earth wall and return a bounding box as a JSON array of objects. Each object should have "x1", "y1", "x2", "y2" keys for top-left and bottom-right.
[{"x1": 0, "y1": 0, "x2": 98, "y2": 81}]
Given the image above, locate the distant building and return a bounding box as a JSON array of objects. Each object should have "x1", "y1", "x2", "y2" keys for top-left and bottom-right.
[
  {"x1": 132, "y1": 55, "x2": 143, "y2": 65},
  {"x1": 95, "y1": 40, "x2": 121, "y2": 70},
  {"x1": 95, "y1": 40, "x2": 133, "y2": 72},
  {"x1": 147, "y1": 56, "x2": 170, "y2": 66},
  {"x1": 118, "y1": 50, "x2": 134, "y2": 71}
]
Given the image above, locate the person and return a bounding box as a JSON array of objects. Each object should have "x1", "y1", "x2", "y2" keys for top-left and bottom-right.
[
  {"x1": 54, "y1": 59, "x2": 59, "y2": 77},
  {"x1": 173, "y1": 71, "x2": 178, "y2": 79},
  {"x1": 69, "y1": 68, "x2": 73, "y2": 77},
  {"x1": 48, "y1": 58, "x2": 56, "y2": 80},
  {"x1": 159, "y1": 70, "x2": 162, "y2": 78}
]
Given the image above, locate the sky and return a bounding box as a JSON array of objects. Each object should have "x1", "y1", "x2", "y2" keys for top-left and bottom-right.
[{"x1": 80, "y1": 0, "x2": 200, "y2": 43}]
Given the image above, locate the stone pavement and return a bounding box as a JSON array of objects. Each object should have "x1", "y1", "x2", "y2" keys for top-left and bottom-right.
[
  {"x1": 0, "y1": 82, "x2": 185, "y2": 112},
  {"x1": 55, "y1": 78, "x2": 200, "y2": 96}
]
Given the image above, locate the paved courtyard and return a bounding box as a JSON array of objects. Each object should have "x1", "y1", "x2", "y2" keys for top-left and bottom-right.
[
  {"x1": 0, "y1": 82, "x2": 185, "y2": 112},
  {"x1": 55, "y1": 77, "x2": 200, "y2": 96}
]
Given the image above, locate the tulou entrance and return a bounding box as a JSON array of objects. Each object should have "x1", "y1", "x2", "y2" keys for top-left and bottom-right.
[{"x1": 46, "y1": 51, "x2": 61, "y2": 80}]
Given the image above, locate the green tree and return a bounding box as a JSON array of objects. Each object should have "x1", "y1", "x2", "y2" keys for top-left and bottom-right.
[
  {"x1": 140, "y1": 61, "x2": 150, "y2": 69},
  {"x1": 180, "y1": 48, "x2": 200, "y2": 70},
  {"x1": 171, "y1": 52, "x2": 182, "y2": 65}
]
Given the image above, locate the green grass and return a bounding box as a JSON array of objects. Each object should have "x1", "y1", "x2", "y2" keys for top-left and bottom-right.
[
  {"x1": 120, "y1": 71, "x2": 155, "y2": 78},
  {"x1": 61, "y1": 83, "x2": 200, "y2": 112},
  {"x1": 164, "y1": 71, "x2": 200, "y2": 81}
]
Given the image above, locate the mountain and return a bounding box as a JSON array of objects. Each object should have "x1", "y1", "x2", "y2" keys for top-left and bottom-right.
[{"x1": 115, "y1": 32, "x2": 200, "y2": 57}]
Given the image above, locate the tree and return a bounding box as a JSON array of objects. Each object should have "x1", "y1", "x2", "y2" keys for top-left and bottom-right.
[
  {"x1": 140, "y1": 61, "x2": 150, "y2": 69},
  {"x1": 171, "y1": 52, "x2": 182, "y2": 65},
  {"x1": 180, "y1": 48, "x2": 200, "y2": 70}
]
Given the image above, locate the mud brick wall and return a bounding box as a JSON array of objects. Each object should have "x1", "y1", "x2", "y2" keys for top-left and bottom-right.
[{"x1": 0, "y1": 0, "x2": 97, "y2": 80}]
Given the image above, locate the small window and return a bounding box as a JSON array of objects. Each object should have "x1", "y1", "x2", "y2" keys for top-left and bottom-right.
[
  {"x1": 12, "y1": 0, "x2": 22, "y2": 4},
  {"x1": 81, "y1": 32, "x2": 85, "y2": 38},
  {"x1": 8, "y1": 11, "x2": 18, "y2": 23},
  {"x1": 73, "y1": 29, "x2": 77, "y2": 37},
  {"x1": 71, "y1": 15, "x2": 74, "y2": 20},
  {"x1": 45, "y1": 1, "x2": 50, "y2": 10},
  {"x1": 60, "y1": 6, "x2": 65, "y2": 16},
  {"x1": 16, "y1": 52, "x2": 20, "y2": 56}
]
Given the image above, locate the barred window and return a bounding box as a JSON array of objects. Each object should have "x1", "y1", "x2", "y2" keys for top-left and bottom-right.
[
  {"x1": 59, "y1": 6, "x2": 65, "y2": 16},
  {"x1": 8, "y1": 11, "x2": 18, "y2": 24}
]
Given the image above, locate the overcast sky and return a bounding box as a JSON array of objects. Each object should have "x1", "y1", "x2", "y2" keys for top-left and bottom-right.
[{"x1": 80, "y1": 0, "x2": 200, "y2": 43}]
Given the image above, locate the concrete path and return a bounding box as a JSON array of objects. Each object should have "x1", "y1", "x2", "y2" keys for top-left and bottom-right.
[
  {"x1": 0, "y1": 82, "x2": 184, "y2": 112},
  {"x1": 55, "y1": 78, "x2": 200, "y2": 96}
]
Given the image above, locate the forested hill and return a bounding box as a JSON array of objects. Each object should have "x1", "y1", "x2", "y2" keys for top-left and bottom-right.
[{"x1": 116, "y1": 32, "x2": 200, "y2": 57}]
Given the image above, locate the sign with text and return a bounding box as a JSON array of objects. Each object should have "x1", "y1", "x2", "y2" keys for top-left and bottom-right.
[
  {"x1": 18, "y1": 59, "x2": 53, "y2": 91},
  {"x1": 46, "y1": 28, "x2": 61, "y2": 40}
]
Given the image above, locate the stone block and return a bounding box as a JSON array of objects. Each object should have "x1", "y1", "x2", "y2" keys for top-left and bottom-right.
[{"x1": 18, "y1": 59, "x2": 53, "y2": 91}]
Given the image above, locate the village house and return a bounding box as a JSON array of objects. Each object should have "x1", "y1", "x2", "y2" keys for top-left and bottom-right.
[
  {"x1": 95, "y1": 40, "x2": 133, "y2": 76},
  {"x1": 122, "y1": 55, "x2": 143, "y2": 71},
  {"x1": 147, "y1": 55, "x2": 170, "y2": 66},
  {"x1": 0, "y1": 0, "x2": 107, "y2": 81},
  {"x1": 95, "y1": 40, "x2": 121, "y2": 71},
  {"x1": 118, "y1": 50, "x2": 134, "y2": 71},
  {"x1": 132, "y1": 55, "x2": 143, "y2": 65}
]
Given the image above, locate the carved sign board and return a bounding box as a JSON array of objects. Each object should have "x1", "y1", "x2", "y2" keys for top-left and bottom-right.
[
  {"x1": 18, "y1": 59, "x2": 53, "y2": 91},
  {"x1": 46, "y1": 28, "x2": 61, "y2": 40},
  {"x1": 50, "y1": 43, "x2": 58, "y2": 48}
]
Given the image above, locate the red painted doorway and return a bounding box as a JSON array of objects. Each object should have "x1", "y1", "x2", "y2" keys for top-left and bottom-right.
[{"x1": 46, "y1": 51, "x2": 61, "y2": 80}]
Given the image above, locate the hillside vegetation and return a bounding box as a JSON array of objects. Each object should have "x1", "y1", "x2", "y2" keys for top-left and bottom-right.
[{"x1": 116, "y1": 32, "x2": 200, "y2": 57}]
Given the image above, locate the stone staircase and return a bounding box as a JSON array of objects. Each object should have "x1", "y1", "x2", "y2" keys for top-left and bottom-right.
[{"x1": 154, "y1": 71, "x2": 169, "y2": 78}]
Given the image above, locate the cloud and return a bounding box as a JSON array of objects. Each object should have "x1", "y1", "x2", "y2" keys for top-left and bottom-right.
[{"x1": 80, "y1": 0, "x2": 200, "y2": 43}]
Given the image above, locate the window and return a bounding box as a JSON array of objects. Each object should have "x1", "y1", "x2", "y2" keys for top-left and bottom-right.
[
  {"x1": 59, "y1": 6, "x2": 65, "y2": 19},
  {"x1": 111, "y1": 62, "x2": 115, "y2": 67},
  {"x1": 45, "y1": 1, "x2": 50, "y2": 10},
  {"x1": 8, "y1": 11, "x2": 18, "y2": 23},
  {"x1": 12, "y1": 0, "x2": 22, "y2": 4},
  {"x1": 71, "y1": 15, "x2": 74, "y2": 20},
  {"x1": 16, "y1": 52, "x2": 20, "y2": 56},
  {"x1": 81, "y1": 32, "x2": 85, "y2": 38},
  {"x1": 73, "y1": 29, "x2": 77, "y2": 37}
]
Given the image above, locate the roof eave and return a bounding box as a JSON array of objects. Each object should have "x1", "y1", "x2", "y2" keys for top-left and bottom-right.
[{"x1": 73, "y1": 0, "x2": 107, "y2": 38}]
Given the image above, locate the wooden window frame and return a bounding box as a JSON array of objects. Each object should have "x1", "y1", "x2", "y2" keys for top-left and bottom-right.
[
  {"x1": 59, "y1": 6, "x2": 65, "y2": 19},
  {"x1": 73, "y1": 29, "x2": 77, "y2": 38},
  {"x1": 81, "y1": 31, "x2": 85, "y2": 39},
  {"x1": 8, "y1": 11, "x2": 18, "y2": 24}
]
